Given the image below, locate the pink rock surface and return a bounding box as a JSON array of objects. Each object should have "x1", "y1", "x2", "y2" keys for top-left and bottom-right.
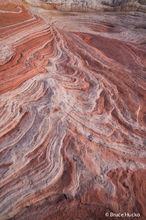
[{"x1": 0, "y1": 1, "x2": 146, "y2": 220}]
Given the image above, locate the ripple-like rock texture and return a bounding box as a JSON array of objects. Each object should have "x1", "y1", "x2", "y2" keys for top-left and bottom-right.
[{"x1": 0, "y1": 1, "x2": 146, "y2": 220}]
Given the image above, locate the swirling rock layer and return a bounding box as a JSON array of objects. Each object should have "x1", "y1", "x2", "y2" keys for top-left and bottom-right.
[{"x1": 0, "y1": 1, "x2": 146, "y2": 220}]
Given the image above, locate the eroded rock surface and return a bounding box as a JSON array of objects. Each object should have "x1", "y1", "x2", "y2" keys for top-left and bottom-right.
[
  {"x1": 25, "y1": 0, "x2": 146, "y2": 12},
  {"x1": 0, "y1": 1, "x2": 146, "y2": 220}
]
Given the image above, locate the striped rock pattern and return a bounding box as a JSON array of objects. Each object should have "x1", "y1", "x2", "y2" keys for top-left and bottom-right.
[{"x1": 0, "y1": 1, "x2": 146, "y2": 220}]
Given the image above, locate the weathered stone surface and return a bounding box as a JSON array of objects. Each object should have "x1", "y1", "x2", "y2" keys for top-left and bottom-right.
[
  {"x1": 0, "y1": 1, "x2": 146, "y2": 220},
  {"x1": 25, "y1": 0, "x2": 146, "y2": 12}
]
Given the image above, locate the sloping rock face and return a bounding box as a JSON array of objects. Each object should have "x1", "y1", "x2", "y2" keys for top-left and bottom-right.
[
  {"x1": 25, "y1": 0, "x2": 146, "y2": 12},
  {"x1": 0, "y1": 1, "x2": 146, "y2": 220}
]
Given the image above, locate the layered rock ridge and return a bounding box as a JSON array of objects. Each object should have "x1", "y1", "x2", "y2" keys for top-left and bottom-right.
[{"x1": 0, "y1": 1, "x2": 146, "y2": 220}]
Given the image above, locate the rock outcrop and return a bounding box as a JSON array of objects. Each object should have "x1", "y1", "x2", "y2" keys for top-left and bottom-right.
[
  {"x1": 24, "y1": 0, "x2": 146, "y2": 12},
  {"x1": 0, "y1": 1, "x2": 146, "y2": 220}
]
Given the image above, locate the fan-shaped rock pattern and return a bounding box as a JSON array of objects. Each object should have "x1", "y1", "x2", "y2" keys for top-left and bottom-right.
[{"x1": 0, "y1": 1, "x2": 146, "y2": 220}]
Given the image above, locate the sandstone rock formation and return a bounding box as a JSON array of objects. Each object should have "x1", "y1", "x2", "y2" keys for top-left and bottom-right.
[
  {"x1": 0, "y1": 1, "x2": 146, "y2": 220},
  {"x1": 25, "y1": 0, "x2": 146, "y2": 12}
]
